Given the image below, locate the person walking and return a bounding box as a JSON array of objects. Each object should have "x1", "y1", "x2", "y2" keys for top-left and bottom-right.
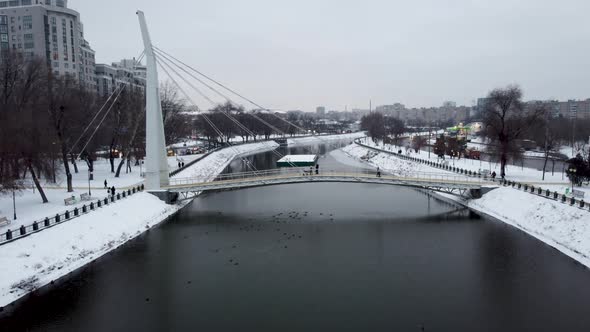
[
  {"x1": 111, "y1": 186, "x2": 116, "y2": 197},
  {"x1": 315, "y1": 164, "x2": 319, "y2": 175},
  {"x1": 178, "y1": 161, "x2": 182, "y2": 169},
  {"x1": 104, "y1": 180, "x2": 108, "y2": 189},
  {"x1": 377, "y1": 167, "x2": 381, "y2": 178},
  {"x1": 491, "y1": 171, "x2": 497, "y2": 181}
]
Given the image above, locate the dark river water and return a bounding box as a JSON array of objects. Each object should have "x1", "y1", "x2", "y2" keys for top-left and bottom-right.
[{"x1": 1, "y1": 140, "x2": 590, "y2": 331}]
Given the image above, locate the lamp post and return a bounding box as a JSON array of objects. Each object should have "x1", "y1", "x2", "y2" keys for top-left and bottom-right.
[
  {"x1": 12, "y1": 190, "x2": 16, "y2": 220},
  {"x1": 569, "y1": 167, "x2": 576, "y2": 194},
  {"x1": 88, "y1": 168, "x2": 92, "y2": 196}
]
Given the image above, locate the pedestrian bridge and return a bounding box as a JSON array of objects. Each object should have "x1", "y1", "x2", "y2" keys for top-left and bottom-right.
[{"x1": 164, "y1": 169, "x2": 492, "y2": 200}]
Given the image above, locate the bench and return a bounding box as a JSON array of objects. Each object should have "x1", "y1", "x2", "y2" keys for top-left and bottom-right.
[
  {"x1": 0, "y1": 216, "x2": 10, "y2": 227},
  {"x1": 80, "y1": 193, "x2": 92, "y2": 201},
  {"x1": 64, "y1": 196, "x2": 77, "y2": 206}
]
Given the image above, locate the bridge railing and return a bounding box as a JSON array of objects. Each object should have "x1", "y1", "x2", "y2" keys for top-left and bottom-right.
[{"x1": 167, "y1": 168, "x2": 487, "y2": 187}]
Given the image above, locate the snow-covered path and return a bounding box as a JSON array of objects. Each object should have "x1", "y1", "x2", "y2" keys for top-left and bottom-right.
[{"x1": 287, "y1": 132, "x2": 365, "y2": 146}]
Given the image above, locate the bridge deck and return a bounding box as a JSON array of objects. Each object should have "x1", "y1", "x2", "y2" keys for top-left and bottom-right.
[{"x1": 165, "y1": 169, "x2": 490, "y2": 194}]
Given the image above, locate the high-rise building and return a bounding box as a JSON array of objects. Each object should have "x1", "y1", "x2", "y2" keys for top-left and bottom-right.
[
  {"x1": 95, "y1": 58, "x2": 146, "y2": 96},
  {"x1": 0, "y1": 0, "x2": 96, "y2": 89},
  {"x1": 316, "y1": 106, "x2": 326, "y2": 117}
]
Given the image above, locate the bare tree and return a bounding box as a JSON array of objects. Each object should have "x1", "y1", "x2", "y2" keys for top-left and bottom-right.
[
  {"x1": 483, "y1": 85, "x2": 543, "y2": 178},
  {"x1": 0, "y1": 52, "x2": 50, "y2": 202},
  {"x1": 361, "y1": 112, "x2": 386, "y2": 142}
]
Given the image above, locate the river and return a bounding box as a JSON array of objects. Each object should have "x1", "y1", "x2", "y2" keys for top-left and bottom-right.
[{"x1": 1, "y1": 140, "x2": 590, "y2": 331}]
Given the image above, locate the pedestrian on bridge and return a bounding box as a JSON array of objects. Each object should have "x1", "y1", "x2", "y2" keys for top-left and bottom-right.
[
  {"x1": 315, "y1": 164, "x2": 319, "y2": 175},
  {"x1": 111, "y1": 186, "x2": 116, "y2": 197},
  {"x1": 104, "y1": 179, "x2": 108, "y2": 189}
]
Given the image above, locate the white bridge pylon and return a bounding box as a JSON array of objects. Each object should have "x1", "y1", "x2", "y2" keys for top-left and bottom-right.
[{"x1": 137, "y1": 11, "x2": 169, "y2": 190}]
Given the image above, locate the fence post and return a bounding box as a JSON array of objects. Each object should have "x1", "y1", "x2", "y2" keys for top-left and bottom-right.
[
  {"x1": 55, "y1": 214, "x2": 61, "y2": 223},
  {"x1": 33, "y1": 222, "x2": 39, "y2": 231},
  {"x1": 546, "y1": 189, "x2": 550, "y2": 197},
  {"x1": 6, "y1": 229, "x2": 12, "y2": 240},
  {"x1": 104, "y1": 198, "x2": 109, "y2": 205},
  {"x1": 562, "y1": 195, "x2": 566, "y2": 203},
  {"x1": 90, "y1": 202, "x2": 94, "y2": 210},
  {"x1": 74, "y1": 208, "x2": 79, "y2": 216},
  {"x1": 111, "y1": 195, "x2": 115, "y2": 202},
  {"x1": 97, "y1": 200, "x2": 102, "y2": 207},
  {"x1": 65, "y1": 211, "x2": 70, "y2": 219},
  {"x1": 82, "y1": 205, "x2": 87, "y2": 213},
  {"x1": 117, "y1": 193, "x2": 121, "y2": 200},
  {"x1": 44, "y1": 217, "x2": 50, "y2": 227},
  {"x1": 571, "y1": 197, "x2": 576, "y2": 205},
  {"x1": 581, "y1": 201, "x2": 585, "y2": 209},
  {"x1": 20, "y1": 225, "x2": 26, "y2": 236}
]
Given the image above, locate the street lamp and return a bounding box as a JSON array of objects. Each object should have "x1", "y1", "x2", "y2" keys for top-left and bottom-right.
[
  {"x1": 568, "y1": 167, "x2": 577, "y2": 193},
  {"x1": 88, "y1": 168, "x2": 92, "y2": 196},
  {"x1": 12, "y1": 190, "x2": 16, "y2": 220}
]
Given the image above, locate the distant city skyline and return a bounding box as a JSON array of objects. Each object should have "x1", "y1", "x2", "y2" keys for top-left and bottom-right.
[{"x1": 69, "y1": 0, "x2": 590, "y2": 112}]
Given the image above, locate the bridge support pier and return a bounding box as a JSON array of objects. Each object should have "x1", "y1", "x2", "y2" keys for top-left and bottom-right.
[{"x1": 149, "y1": 190, "x2": 179, "y2": 204}]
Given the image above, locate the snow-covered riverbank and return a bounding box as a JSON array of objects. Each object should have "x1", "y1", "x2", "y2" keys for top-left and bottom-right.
[
  {"x1": 341, "y1": 142, "x2": 590, "y2": 269},
  {"x1": 0, "y1": 141, "x2": 280, "y2": 309},
  {"x1": 287, "y1": 132, "x2": 365, "y2": 146}
]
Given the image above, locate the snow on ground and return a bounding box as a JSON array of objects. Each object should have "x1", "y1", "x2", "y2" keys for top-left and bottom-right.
[
  {"x1": 466, "y1": 188, "x2": 590, "y2": 268},
  {"x1": 0, "y1": 141, "x2": 282, "y2": 308},
  {"x1": 172, "y1": 141, "x2": 279, "y2": 182},
  {"x1": 0, "y1": 159, "x2": 145, "y2": 231},
  {"x1": 287, "y1": 132, "x2": 365, "y2": 146},
  {"x1": 0, "y1": 193, "x2": 184, "y2": 308},
  {"x1": 167, "y1": 154, "x2": 203, "y2": 171},
  {"x1": 341, "y1": 141, "x2": 590, "y2": 268},
  {"x1": 359, "y1": 138, "x2": 570, "y2": 185},
  {"x1": 341, "y1": 144, "x2": 453, "y2": 177}
]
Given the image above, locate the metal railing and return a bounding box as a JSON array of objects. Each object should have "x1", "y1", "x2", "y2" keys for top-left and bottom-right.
[
  {"x1": 0, "y1": 184, "x2": 145, "y2": 246},
  {"x1": 354, "y1": 138, "x2": 590, "y2": 212},
  {"x1": 167, "y1": 168, "x2": 486, "y2": 189}
]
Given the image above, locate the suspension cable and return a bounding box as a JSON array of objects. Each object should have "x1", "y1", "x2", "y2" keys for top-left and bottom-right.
[
  {"x1": 70, "y1": 52, "x2": 146, "y2": 155},
  {"x1": 156, "y1": 56, "x2": 263, "y2": 173},
  {"x1": 155, "y1": 52, "x2": 301, "y2": 168}
]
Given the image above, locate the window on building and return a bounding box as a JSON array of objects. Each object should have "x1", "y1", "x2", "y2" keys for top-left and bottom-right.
[
  {"x1": 0, "y1": 15, "x2": 7, "y2": 25},
  {"x1": 22, "y1": 0, "x2": 32, "y2": 5},
  {"x1": 53, "y1": 61, "x2": 59, "y2": 68},
  {"x1": 0, "y1": 2, "x2": 7, "y2": 8},
  {"x1": 50, "y1": 16, "x2": 56, "y2": 25},
  {"x1": 23, "y1": 15, "x2": 31, "y2": 29},
  {"x1": 64, "y1": 63, "x2": 68, "y2": 69},
  {"x1": 8, "y1": 1, "x2": 18, "y2": 7},
  {"x1": 24, "y1": 41, "x2": 33, "y2": 48},
  {"x1": 0, "y1": 26, "x2": 6, "y2": 33},
  {"x1": 0, "y1": 34, "x2": 7, "y2": 42}
]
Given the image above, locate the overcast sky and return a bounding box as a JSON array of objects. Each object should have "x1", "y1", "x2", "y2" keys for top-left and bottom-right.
[{"x1": 71, "y1": 0, "x2": 590, "y2": 112}]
